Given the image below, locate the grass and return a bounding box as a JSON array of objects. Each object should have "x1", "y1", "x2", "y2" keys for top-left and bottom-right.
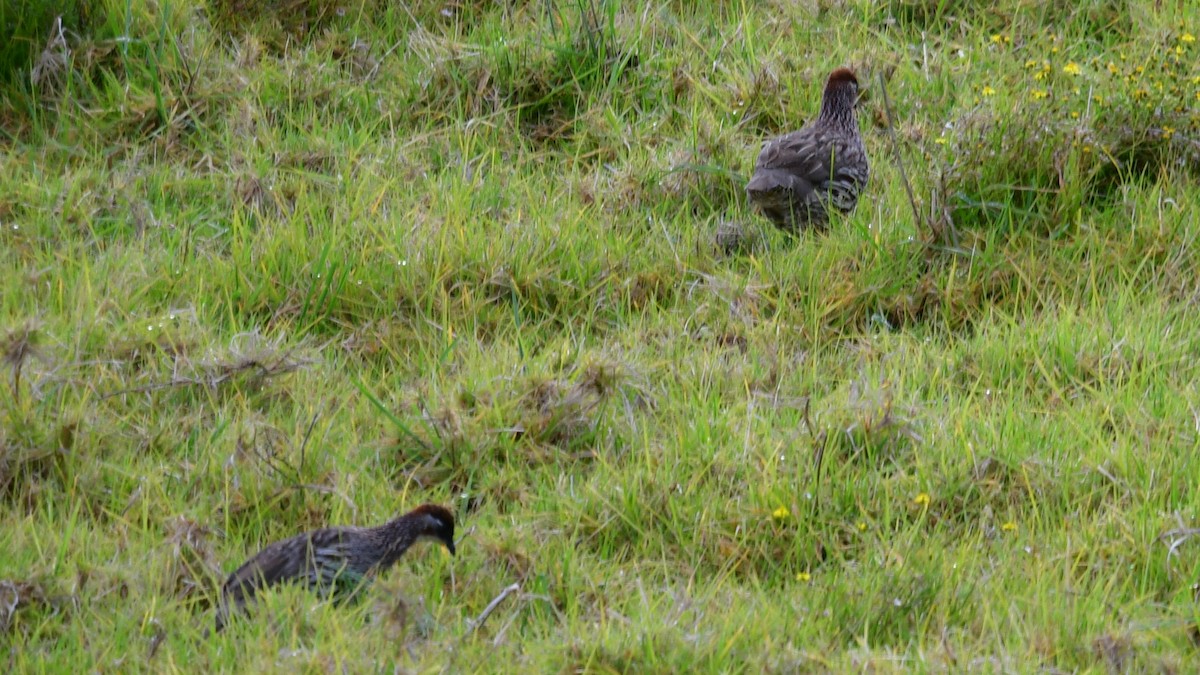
[{"x1": 2, "y1": 0, "x2": 1199, "y2": 670}]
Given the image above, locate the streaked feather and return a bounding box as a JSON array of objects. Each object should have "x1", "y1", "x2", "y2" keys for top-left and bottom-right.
[
  {"x1": 213, "y1": 504, "x2": 455, "y2": 633},
  {"x1": 746, "y1": 68, "x2": 869, "y2": 232}
]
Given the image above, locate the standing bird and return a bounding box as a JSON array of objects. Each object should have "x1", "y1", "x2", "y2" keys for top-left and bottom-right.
[
  {"x1": 746, "y1": 68, "x2": 870, "y2": 232},
  {"x1": 214, "y1": 503, "x2": 456, "y2": 632}
]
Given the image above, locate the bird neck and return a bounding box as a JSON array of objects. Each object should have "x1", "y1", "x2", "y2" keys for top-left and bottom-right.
[
  {"x1": 818, "y1": 88, "x2": 858, "y2": 131},
  {"x1": 369, "y1": 514, "x2": 423, "y2": 568}
]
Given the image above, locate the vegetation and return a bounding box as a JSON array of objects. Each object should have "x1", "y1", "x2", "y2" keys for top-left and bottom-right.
[{"x1": 2, "y1": 0, "x2": 1198, "y2": 670}]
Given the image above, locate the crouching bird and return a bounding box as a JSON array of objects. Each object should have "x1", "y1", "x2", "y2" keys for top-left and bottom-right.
[
  {"x1": 746, "y1": 67, "x2": 870, "y2": 232},
  {"x1": 214, "y1": 503, "x2": 456, "y2": 633}
]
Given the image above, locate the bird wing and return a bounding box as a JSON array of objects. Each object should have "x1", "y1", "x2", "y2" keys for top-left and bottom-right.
[
  {"x1": 751, "y1": 129, "x2": 866, "y2": 197},
  {"x1": 221, "y1": 528, "x2": 350, "y2": 604},
  {"x1": 753, "y1": 128, "x2": 831, "y2": 178}
]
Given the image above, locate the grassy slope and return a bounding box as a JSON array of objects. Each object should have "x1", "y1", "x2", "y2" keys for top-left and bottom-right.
[{"x1": 2, "y1": 0, "x2": 1199, "y2": 671}]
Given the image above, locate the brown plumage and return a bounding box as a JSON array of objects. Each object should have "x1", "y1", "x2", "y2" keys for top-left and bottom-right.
[
  {"x1": 214, "y1": 503, "x2": 456, "y2": 632},
  {"x1": 746, "y1": 68, "x2": 870, "y2": 232}
]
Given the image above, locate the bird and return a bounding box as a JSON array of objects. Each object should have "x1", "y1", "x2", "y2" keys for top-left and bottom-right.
[
  {"x1": 213, "y1": 503, "x2": 456, "y2": 632},
  {"x1": 746, "y1": 67, "x2": 870, "y2": 232}
]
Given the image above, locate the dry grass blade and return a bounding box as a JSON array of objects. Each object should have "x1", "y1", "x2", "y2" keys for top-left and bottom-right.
[
  {"x1": 99, "y1": 331, "x2": 315, "y2": 399},
  {"x1": 2, "y1": 321, "x2": 46, "y2": 404},
  {"x1": 877, "y1": 71, "x2": 949, "y2": 247},
  {"x1": 464, "y1": 583, "x2": 520, "y2": 636},
  {"x1": 30, "y1": 15, "x2": 69, "y2": 96}
]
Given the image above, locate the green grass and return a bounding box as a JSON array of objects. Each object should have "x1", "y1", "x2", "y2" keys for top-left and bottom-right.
[{"x1": 2, "y1": 0, "x2": 1200, "y2": 670}]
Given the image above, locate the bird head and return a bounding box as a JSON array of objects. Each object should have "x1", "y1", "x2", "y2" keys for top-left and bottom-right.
[
  {"x1": 826, "y1": 67, "x2": 860, "y2": 93},
  {"x1": 410, "y1": 503, "x2": 457, "y2": 555}
]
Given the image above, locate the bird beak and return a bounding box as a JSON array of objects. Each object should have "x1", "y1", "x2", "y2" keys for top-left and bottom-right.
[{"x1": 446, "y1": 540, "x2": 457, "y2": 556}]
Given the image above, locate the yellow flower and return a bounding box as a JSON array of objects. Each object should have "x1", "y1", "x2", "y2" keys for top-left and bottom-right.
[
  {"x1": 856, "y1": 521, "x2": 868, "y2": 532},
  {"x1": 1050, "y1": 46, "x2": 1059, "y2": 54},
  {"x1": 796, "y1": 572, "x2": 812, "y2": 582},
  {"x1": 1181, "y1": 32, "x2": 1196, "y2": 43},
  {"x1": 772, "y1": 506, "x2": 791, "y2": 520},
  {"x1": 981, "y1": 86, "x2": 996, "y2": 97},
  {"x1": 1024, "y1": 59, "x2": 1038, "y2": 69},
  {"x1": 1070, "y1": 111, "x2": 1079, "y2": 119},
  {"x1": 1031, "y1": 89, "x2": 1049, "y2": 100},
  {"x1": 1001, "y1": 521, "x2": 1017, "y2": 532},
  {"x1": 1162, "y1": 126, "x2": 1176, "y2": 139},
  {"x1": 1106, "y1": 62, "x2": 1119, "y2": 75},
  {"x1": 990, "y1": 34, "x2": 1004, "y2": 44},
  {"x1": 1062, "y1": 62, "x2": 1082, "y2": 76},
  {"x1": 913, "y1": 492, "x2": 931, "y2": 506},
  {"x1": 934, "y1": 137, "x2": 948, "y2": 145}
]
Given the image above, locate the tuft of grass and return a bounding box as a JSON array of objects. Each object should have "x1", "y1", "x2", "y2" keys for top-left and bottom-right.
[
  {"x1": 926, "y1": 23, "x2": 1199, "y2": 233},
  {"x1": 0, "y1": 0, "x2": 99, "y2": 88}
]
